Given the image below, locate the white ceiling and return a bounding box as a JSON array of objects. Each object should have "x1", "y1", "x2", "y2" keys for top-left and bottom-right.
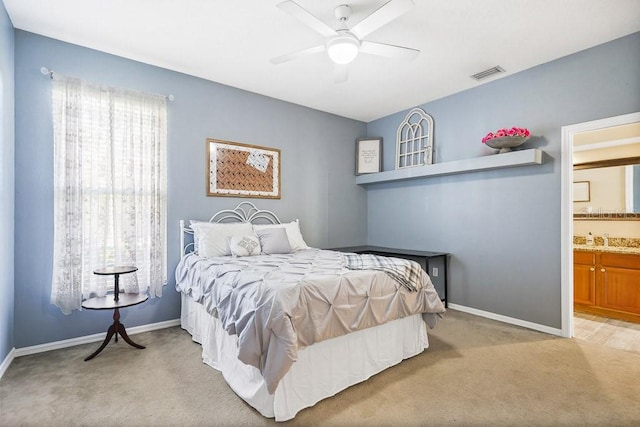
[{"x1": 5, "y1": 0, "x2": 640, "y2": 122}]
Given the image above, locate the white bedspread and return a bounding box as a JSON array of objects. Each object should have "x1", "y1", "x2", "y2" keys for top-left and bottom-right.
[{"x1": 175, "y1": 248, "x2": 445, "y2": 394}]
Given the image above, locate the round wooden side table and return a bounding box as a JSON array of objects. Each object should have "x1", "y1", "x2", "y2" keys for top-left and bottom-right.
[{"x1": 82, "y1": 266, "x2": 148, "y2": 361}]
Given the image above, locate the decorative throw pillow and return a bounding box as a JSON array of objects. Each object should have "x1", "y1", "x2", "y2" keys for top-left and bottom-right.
[
  {"x1": 190, "y1": 222, "x2": 254, "y2": 257},
  {"x1": 255, "y1": 228, "x2": 292, "y2": 255},
  {"x1": 253, "y1": 220, "x2": 309, "y2": 251},
  {"x1": 228, "y1": 235, "x2": 261, "y2": 257}
]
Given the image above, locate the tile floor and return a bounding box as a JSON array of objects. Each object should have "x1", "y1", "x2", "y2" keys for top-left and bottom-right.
[{"x1": 573, "y1": 311, "x2": 640, "y2": 354}]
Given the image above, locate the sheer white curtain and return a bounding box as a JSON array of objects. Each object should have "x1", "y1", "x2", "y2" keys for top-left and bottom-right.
[{"x1": 51, "y1": 75, "x2": 167, "y2": 314}]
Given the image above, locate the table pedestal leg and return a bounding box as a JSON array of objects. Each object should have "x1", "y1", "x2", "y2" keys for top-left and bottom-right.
[{"x1": 84, "y1": 307, "x2": 146, "y2": 361}]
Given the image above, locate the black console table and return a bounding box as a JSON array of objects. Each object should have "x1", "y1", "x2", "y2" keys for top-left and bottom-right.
[{"x1": 330, "y1": 246, "x2": 449, "y2": 307}]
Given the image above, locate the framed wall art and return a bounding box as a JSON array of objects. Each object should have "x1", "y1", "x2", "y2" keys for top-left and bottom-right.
[
  {"x1": 356, "y1": 137, "x2": 382, "y2": 175},
  {"x1": 206, "y1": 138, "x2": 281, "y2": 199},
  {"x1": 573, "y1": 181, "x2": 590, "y2": 202},
  {"x1": 396, "y1": 108, "x2": 434, "y2": 169}
]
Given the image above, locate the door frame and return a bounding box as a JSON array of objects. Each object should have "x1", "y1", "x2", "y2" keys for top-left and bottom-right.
[{"x1": 560, "y1": 111, "x2": 640, "y2": 337}]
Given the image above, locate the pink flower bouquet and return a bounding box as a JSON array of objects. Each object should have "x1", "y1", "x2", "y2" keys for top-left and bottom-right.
[{"x1": 482, "y1": 127, "x2": 530, "y2": 143}]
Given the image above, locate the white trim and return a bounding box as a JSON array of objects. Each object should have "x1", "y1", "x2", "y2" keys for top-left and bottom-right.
[
  {"x1": 560, "y1": 112, "x2": 640, "y2": 339},
  {"x1": 0, "y1": 348, "x2": 16, "y2": 380},
  {"x1": 561, "y1": 124, "x2": 576, "y2": 338},
  {"x1": 448, "y1": 303, "x2": 563, "y2": 336},
  {"x1": 13, "y1": 318, "x2": 180, "y2": 358},
  {"x1": 572, "y1": 136, "x2": 640, "y2": 151},
  {"x1": 625, "y1": 165, "x2": 634, "y2": 213}
]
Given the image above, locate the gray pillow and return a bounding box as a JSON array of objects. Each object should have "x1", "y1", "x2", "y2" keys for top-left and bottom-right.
[{"x1": 256, "y1": 227, "x2": 292, "y2": 254}]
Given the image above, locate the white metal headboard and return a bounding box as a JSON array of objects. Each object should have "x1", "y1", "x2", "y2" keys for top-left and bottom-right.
[{"x1": 180, "y1": 202, "x2": 283, "y2": 257}]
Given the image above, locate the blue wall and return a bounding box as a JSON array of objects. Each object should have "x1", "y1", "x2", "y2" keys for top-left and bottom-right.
[
  {"x1": 366, "y1": 32, "x2": 640, "y2": 328},
  {"x1": 10, "y1": 26, "x2": 640, "y2": 348},
  {"x1": 0, "y1": 1, "x2": 15, "y2": 364},
  {"x1": 14, "y1": 30, "x2": 367, "y2": 348}
]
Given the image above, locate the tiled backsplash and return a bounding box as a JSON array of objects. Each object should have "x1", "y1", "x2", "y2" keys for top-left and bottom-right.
[{"x1": 573, "y1": 236, "x2": 640, "y2": 248}]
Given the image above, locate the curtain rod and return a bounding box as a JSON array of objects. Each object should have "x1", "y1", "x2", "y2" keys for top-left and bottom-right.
[{"x1": 40, "y1": 67, "x2": 175, "y2": 101}]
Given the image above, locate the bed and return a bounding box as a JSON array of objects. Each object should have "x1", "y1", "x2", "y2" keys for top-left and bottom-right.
[{"x1": 175, "y1": 202, "x2": 446, "y2": 421}]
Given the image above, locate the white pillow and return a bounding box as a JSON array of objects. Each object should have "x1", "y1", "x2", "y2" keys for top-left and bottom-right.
[
  {"x1": 190, "y1": 222, "x2": 254, "y2": 257},
  {"x1": 228, "y1": 235, "x2": 261, "y2": 257},
  {"x1": 253, "y1": 220, "x2": 309, "y2": 251},
  {"x1": 255, "y1": 228, "x2": 292, "y2": 254}
]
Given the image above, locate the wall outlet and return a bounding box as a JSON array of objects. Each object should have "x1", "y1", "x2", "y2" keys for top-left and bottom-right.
[{"x1": 432, "y1": 267, "x2": 439, "y2": 277}]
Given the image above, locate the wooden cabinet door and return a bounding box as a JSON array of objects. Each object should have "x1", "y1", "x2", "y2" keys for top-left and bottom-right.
[
  {"x1": 598, "y1": 265, "x2": 640, "y2": 315},
  {"x1": 574, "y1": 251, "x2": 596, "y2": 306},
  {"x1": 597, "y1": 253, "x2": 640, "y2": 315},
  {"x1": 574, "y1": 263, "x2": 596, "y2": 306}
]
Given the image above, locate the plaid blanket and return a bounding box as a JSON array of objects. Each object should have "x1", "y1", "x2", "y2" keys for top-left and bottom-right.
[{"x1": 343, "y1": 253, "x2": 422, "y2": 292}]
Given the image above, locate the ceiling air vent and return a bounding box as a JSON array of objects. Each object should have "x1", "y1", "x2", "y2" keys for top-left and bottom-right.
[{"x1": 471, "y1": 66, "x2": 505, "y2": 81}]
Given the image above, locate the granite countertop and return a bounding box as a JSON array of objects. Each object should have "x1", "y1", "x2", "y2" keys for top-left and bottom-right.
[{"x1": 574, "y1": 244, "x2": 640, "y2": 255}]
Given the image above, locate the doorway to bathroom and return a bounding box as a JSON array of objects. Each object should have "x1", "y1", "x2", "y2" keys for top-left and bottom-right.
[{"x1": 560, "y1": 111, "x2": 640, "y2": 347}]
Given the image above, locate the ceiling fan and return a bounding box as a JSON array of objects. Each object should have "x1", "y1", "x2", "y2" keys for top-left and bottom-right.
[{"x1": 271, "y1": 0, "x2": 419, "y2": 82}]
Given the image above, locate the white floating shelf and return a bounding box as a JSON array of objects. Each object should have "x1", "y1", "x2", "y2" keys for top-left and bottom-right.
[{"x1": 356, "y1": 148, "x2": 544, "y2": 186}]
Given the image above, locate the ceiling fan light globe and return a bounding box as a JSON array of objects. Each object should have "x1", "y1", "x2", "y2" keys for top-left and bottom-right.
[{"x1": 327, "y1": 36, "x2": 360, "y2": 64}]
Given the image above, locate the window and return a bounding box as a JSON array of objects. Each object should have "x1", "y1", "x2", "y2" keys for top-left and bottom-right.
[
  {"x1": 50, "y1": 75, "x2": 167, "y2": 314},
  {"x1": 396, "y1": 108, "x2": 434, "y2": 169}
]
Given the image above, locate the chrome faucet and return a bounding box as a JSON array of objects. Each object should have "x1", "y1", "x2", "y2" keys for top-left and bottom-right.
[{"x1": 603, "y1": 233, "x2": 609, "y2": 247}]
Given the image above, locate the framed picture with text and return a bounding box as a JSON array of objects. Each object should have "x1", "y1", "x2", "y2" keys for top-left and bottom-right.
[{"x1": 356, "y1": 137, "x2": 382, "y2": 175}]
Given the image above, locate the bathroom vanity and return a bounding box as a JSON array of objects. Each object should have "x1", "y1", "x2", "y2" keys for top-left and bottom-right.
[{"x1": 574, "y1": 246, "x2": 640, "y2": 323}]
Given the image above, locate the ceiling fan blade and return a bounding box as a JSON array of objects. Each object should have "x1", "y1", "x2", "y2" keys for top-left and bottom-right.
[
  {"x1": 350, "y1": 0, "x2": 414, "y2": 39},
  {"x1": 277, "y1": 1, "x2": 337, "y2": 38},
  {"x1": 270, "y1": 45, "x2": 326, "y2": 65},
  {"x1": 334, "y1": 64, "x2": 348, "y2": 84},
  {"x1": 360, "y1": 40, "x2": 419, "y2": 60}
]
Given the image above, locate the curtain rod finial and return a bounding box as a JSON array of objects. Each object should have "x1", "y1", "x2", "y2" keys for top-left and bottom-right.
[{"x1": 40, "y1": 67, "x2": 53, "y2": 78}]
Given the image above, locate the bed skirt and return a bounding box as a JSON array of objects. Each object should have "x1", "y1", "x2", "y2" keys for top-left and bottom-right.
[{"x1": 180, "y1": 294, "x2": 429, "y2": 421}]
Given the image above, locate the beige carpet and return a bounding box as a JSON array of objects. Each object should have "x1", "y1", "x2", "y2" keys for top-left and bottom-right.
[{"x1": 2, "y1": 309, "x2": 640, "y2": 426}]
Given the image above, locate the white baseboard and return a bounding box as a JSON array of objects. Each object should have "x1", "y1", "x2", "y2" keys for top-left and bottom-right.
[
  {"x1": 0, "y1": 347, "x2": 15, "y2": 380},
  {"x1": 448, "y1": 303, "x2": 563, "y2": 337},
  {"x1": 13, "y1": 318, "x2": 181, "y2": 358}
]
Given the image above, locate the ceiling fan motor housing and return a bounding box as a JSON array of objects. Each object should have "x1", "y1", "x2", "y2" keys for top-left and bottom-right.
[{"x1": 334, "y1": 4, "x2": 352, "y2": 22}]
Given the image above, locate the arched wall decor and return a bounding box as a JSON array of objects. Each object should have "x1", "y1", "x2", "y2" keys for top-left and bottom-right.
[{"x1": 396, "y1": 108, "x2": 434, "y2": 169}]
